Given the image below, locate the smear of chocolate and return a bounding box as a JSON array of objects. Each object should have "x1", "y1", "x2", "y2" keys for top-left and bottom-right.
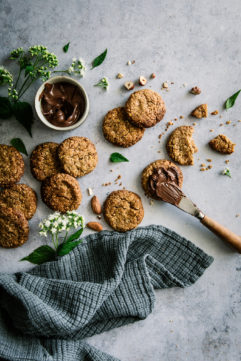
[
  {"x1": 40, "y1": 82, "x2": 85, "y2": 127},
  {"x1": 148, "y1": 167, "x2": 183, "y2": 205}
]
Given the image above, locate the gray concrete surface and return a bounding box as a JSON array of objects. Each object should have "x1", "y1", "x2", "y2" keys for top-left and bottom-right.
[{"x1": 0, "y1": 0, "x2": 241, "y2": 360}]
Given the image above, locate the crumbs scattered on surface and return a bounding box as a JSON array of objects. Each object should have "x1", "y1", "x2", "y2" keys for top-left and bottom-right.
[
  {"x1": 102, "y1": 182, "x2": 111, "y2": 186},
  {"x1": 209, "y1": 129, "x2": 214, "y2": 132},
  {"x1": 211, "y1": 110, "x2": 219, "y2": 115},
  {"x1": 226, "y1": 120, "x2": 231, "y2": 124}
]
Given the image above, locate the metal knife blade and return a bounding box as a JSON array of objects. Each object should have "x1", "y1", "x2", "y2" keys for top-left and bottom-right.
[{"x1": 176, "y1": 195, "x2": 205, "y2": 220}]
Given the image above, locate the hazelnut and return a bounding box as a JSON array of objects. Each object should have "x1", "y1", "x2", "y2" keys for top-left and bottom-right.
[
  {"x1": 150, "y1": 73, "x2": 156, "y2": 79},
  {"x1": 139, "y1": 76, "x2": 147, "y2": 86},
  {"x1": 117, "y1": 73, "x2": 124, "y2": 79},
  {"x1": 190, "y1": 86, "x2": 201, "y2": 95},
  {"x1": 124, "y1": 81, "x2": 135, "y2": 90},
  {"x1": 162, "y1": 82, "x2": 168, "y2": 89}
]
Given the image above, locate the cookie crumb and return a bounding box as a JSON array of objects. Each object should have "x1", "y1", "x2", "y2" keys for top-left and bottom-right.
[
  {"x1": 211, "y1": 110, "x2": 219, "y2": 115},
  {"x1": 219, "y1": 123, "x2": 223, "y2": 126},
  {"x1": 149, "y1": 199, "x2": 154, "y2": 206},
  {"x1": 225, "y1": 160, "x2": 229, "y2": 164},
  {"x1": 192, "y1": 122, "x2": 197, "y2": 126},
  {"x1": 162, "y1": 82, "x2": 168, "y2": 89},
  {"x1": 174, "y1": 117, "x2": 178, "y2": 121},
  {"x1": 97, "y1": 215, "x2": 102, "y2": 220},
  {"x1": 131, "y1": 60, "x2": 135, "y2": 64},
  {"x1": 226, "y1": 120, "x2": 231, "y2": 125},
  {"x1": 200, "y1": 167, "x2": 205, "y2": 171},
  {"x1": 191, "y1": 104, "x2": 208, "y2": 118},
  {"x1": 127, "y1": 60, "x2": 131, "y2": 66},
  {"x1": 150, "y1": 73, "x2": 156, "y2": 79},
  {"x1": 236, "y1": 214, "x2": 240, "y2": 218},
  {"x1": 207, "y1": 159, "x2": 212, "y2": 162},
  {"x1": 190, "y1": 86, "x2": 201, "y2": 95},
  {"x1": 207, "y1": 165, "x2": 212, "y2": 169}
]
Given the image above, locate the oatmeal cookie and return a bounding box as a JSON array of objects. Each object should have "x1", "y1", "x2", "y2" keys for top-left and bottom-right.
[
  {"x1": 41, "y1": 173, "x2": 82, "y2": 212},
  {"x1": 0, "y1": 205, "x2": 29, "y2": 248},
  {"x1": 209, "y1": 134, "x2": 235, "y2": 154},
  {"x1": 58, "y1": 137, "x2": 98, "y2": 177},
  {"x1": 141, "y1": 159, "x2": 183, "y2": 199},
  {"x1": 191, "y1": 104, "x2": 208, "y2": 118},
  {"x1": 0, "y1": 144, "x2": 24, "y2": 187},
  {"x1": 166, "y1": 126, "x2": 198, "y2": 165},
  {"x1": 103, "y1": 190, "x2": 144, "y2": 232},
  {"x1": 102, "y1": 107, "x2": 145, "y2": 147},
  {"x1": 30, "y1": 142, "x2": 62, "y2": 181},
  {"x1": 0, "y1": 184, "x2": 37, "y2": 220},
  {"x1": 125, "y1": 89, "x2": 166, "y2": 128}
]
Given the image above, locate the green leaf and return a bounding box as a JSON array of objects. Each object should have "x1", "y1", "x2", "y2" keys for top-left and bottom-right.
[
  {"x1": 20, "y1": 245, "x2": 56, "y2": 265},
  {"x1": 63, "y1": 42, "x2": 70, "y2": 53},
  {"x1": 66, "y1": 227, "x2": 84, "y2": 243},
  {"x1": 12, "y1": 101, "x2": 34, "y2": 136},
  {"x1": 57, "y1": 240, "x2": 82, "y2": 257},
  {"x1": 0, "y1": 97, "x2": 12, "y2": 119},
  {"x1": 24, "y1": 64, "x2": 34, "y2": 76},
  {"x1": 110, "y1": 152, "x2": 129, "y2": 163},
  {"x1": 92, "y1": 49, "x2": 107, "y2": 69},
  {"x1": 10, "y1": 138, "x2": 28, "y2": 155},
  {"x1": 225, "y1": 90, "x2": 241, "y2": 109}
]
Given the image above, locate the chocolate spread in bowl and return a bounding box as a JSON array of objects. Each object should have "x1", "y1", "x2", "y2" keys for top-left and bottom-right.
[
  {"x1": 148, "y1": 167, "x2": 184, "y2": 205},
  {"x1": 39, "y1": 82, "x2": 85, "y2": 127}
]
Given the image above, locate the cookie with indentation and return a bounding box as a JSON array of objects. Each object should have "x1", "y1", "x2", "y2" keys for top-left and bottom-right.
[
  {"x1": 58, "y1": 137, "x2": 98, "y2": 177},
  {"x1": 0, "y1": 184, "x2": 37, "y2": 220},
  {"x1": 103, "y1": 190, "x2": 144, "y2": 232},
  {"x1": 0, "y1": 205, "x2": 29, "y2": 248},
  {"x1": 209, "y1": 134, "x2": 235, "y2": 154},
  {"x1": 166, "y1": 126, "x2": 198, "y2": 165},
  {"x1": 0, "y1": 144, "x2": 24, "y2": 187},
  {"x1": 103, "y1": 107, "x2": 145, "y2": 147},
  {"x1": 125, "y1": 89, "x2": 166, "y2": 128},
  {"x1": 141, "y1": 159, "x2": 183, "y2": 199},
  {"x1": 30, "y1": 142, "x2": 62, "y2": 181},
  {"x1": 41, "y1": 173, "x2": 82, "y2": 212}
]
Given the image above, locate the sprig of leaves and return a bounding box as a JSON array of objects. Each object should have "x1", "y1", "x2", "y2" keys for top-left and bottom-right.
[
  {"x1": 10, "y1": 138, "x2": 28, "y2": 155},
  {"x1": 225, "y1": 90, "x2": 241, "y2": 109},
  {"x1": 63, "y1": 42, "x2": 70, "y2": 53},
  {"x1": 92, "y1": 49, "x2": 107, "y2": 69},
  {"x1": 110, "y1": 152, "x2": 129, "y2": 163},
  {"x1": 95, "y1": 77, "x2": 109, "y2": 90}
]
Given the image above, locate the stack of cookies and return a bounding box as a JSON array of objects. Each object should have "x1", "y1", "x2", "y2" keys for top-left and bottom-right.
[
  {"x1": 0, "y1": 144, "x2": 37, "y2": 248},
  {"x1": 30, "y1": 136, "x2": 98, "y2": 213},
  {"x1": 103, "y1": 89, "x2": 166, "y2": 147}
]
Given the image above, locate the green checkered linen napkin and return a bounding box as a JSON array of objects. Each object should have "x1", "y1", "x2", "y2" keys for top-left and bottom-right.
[{"x1": 0, "y1": 225, "x2": 213, "y2": 361}]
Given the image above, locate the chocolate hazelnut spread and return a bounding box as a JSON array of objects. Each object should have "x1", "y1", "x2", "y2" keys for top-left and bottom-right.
[
  {"x1": 40, "y1": 82, "x2": 85, "y2": 127},
  {"x1": 148, "y1": 167, "x2": 184, "y2": 205}
]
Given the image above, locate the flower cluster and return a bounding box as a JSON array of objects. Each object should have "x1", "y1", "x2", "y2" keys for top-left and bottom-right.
[
  {"x1": 68, "y1": 58, "x2": 86, "y2": 76},
  {"x1": 95, "y1": 77, "x2": 109, "y2": 90},
  {"x1": 223, "y1": 168, "x2": 231, "y2": 177},
  {"x1": 9, "y1": 47, "x2": 24, "y2": 60},
  {"x1": 0, "y1": 66, "x2": 13, "y2": 86},
  {"x1": 39, "y1": 211, "x2": 84, "y2": 239}
]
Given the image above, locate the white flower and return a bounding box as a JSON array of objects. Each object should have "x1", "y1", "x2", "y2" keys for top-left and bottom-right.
[
  {"x1": 68, "y1": 66, "x2": 74, "y2": 74},
  {"x1": 44, "y1": 220, "x2": 50, "y2": 227},
  {"x1": 39, "y1": 222, "x2": 43, "y2": 228},
  {"x1": 51, "y1": 227, "x2": 57, "y2": 234},
  {"x1": 72, "y1": 57, "x2": 77, "y2": 62}
]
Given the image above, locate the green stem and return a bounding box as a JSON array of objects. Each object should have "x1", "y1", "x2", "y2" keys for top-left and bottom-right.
[
  {"x1": 63, "y1": 231, "x2": 69, "y2": 243},
  {"x1": 53, "y1": 70, "x2": 69, "y2": 74},
  {"x1": 18, "y1": 78, "x2": 36, "y2": 99},
  {"x1": 17, "y1": 74, "x2": 31, "y2": 98},
  {"x1": 14, "y1": 68, "x2": 22, "y2": 89}
]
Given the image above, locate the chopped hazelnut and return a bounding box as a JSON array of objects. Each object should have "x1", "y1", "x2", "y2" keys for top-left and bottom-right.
[
  {"x1": 209, "y1": 129, "x2": 214, "y2": 132},
  {"x1": 124, "y1": 81, "x2": 135, "y2": 90},
  {"x1": 162, "y1": 82, "x2": 168, "y2": 88},
  {"x1": 207, "y1": 159, "x2": 212, "y2": 162},
  {"x1": 219, "y1": 123, "x2": 223, "y2": 126},
  {"x1": 150, "y1": 73, "x2": 156, "y2": 79},
  {"x1": 190, "y1": 86, "x2": 201, "y2": 95},
  {"x1": 131, "y1": 60, "x2": 135, "y2": 64},
  {"x1": 207, "y1": 165, "x2": 212, "y2": 169},
  {"x1": 87, "y1": 187, "x2": 93, "y2": 196},
  {"x1": 117, "y1": 73, "x2": 124, "y2": 79},
  {"x1": 211, "y1": 110, "x2": 219, "y2": 115},
  {"x1": 180, "y1": 115, "x2": 184, "y2": 119},
  {"x1": 226, "y1": 120, "x2": 231, "y2": 124},
  {"x1": 225, "y1": 160, "x2": 229, "y2": 164},
  {"x1": 127, "y1": 60, "x2": 131, "y2": 66},
  {"x1": 139, "y1": 76, "x2": 147, "y2": 86},
  {"x1": 192, "y1": 122, "x2": 197, "y2": 126},
  {"x1": 200, "y1": 167, "x2": 205, "y2": 171},
  {"x1": 201, "y1": 163, "x2": 206, "y2": 167}
]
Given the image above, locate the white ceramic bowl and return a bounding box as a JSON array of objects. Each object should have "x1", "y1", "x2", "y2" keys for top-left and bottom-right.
[{"x1": 35, "y1": 75, "x2": 89, "y2": 131}]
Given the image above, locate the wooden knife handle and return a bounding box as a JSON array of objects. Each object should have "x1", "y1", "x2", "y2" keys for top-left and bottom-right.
[{"x1": 201, "y1": 215, "x2": 241, "y2": 253}]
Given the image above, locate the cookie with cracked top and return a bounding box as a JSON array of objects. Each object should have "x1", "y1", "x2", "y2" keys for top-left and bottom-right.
[
  {"x1": 0, "y1": 144, "x2": 24, "y2": 187},
  {"x1": 125, "y1": 89, "x2": 166, "y2": 128},
  {"x1": 0, "y1": 184, "x2": 37, "y2": 220},
  {"x1": 41, "y1": 173, "x2": 82, "y2": 213},
  {"x1": 103, "y1": 190, "x2": 144, "y2": 232},
  {"x1": 166, "y1": 126, "x2": 198, "y2": 165},
  {"x1": 0, "y1": 205, "x2": 29, "y2": 248},
  {"x1": 30, "y1": 142, "x2": 62, "y2": 181},
  {"x1": 102, "y1": 107, "x2": 145, "y2": 147},
  {"x1": 141, "y1": 159, "x2": 183, "y2": 199},
  {"x1": 58, "y1": 136, "x2": 98, "y2": 177}
]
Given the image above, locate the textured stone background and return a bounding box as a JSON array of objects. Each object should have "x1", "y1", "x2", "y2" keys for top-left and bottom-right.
[{"x1": 0, "y1": 0, "x2": 241, "y2": 360}]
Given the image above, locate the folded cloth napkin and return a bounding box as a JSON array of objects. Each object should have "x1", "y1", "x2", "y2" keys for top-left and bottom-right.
[{"x1": 0, "y1": 225, "x2": 213, "y2": 361}]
